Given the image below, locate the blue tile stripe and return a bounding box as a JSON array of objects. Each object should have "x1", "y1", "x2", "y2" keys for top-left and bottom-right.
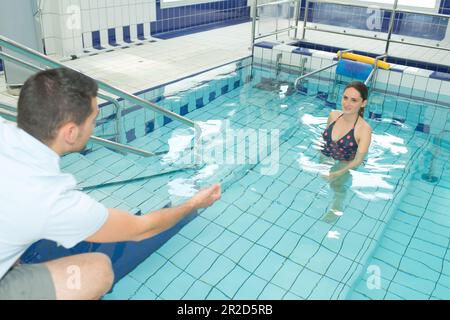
[
  {"x1": 254, "y1": 41, "x2": 278, "y2": 49},
  {"x1": 151, "y1": 0, "x2": 250, "y2": 38},
  {"x1": 95, "y1": 57, "x2": 252, "y2": 143},
  {"x1": 257, "y1": 40, "x2": 450, "y2": 82},
  {"x1": 291, "y1": 40, "x2": 450, "y2": 74}
]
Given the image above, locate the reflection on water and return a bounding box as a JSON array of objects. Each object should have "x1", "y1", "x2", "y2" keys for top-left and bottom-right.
[{"x1": 296, "y1": 113, "x2": 411, "y2": 202}]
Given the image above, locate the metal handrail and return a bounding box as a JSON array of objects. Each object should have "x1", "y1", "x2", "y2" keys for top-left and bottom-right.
[
  {"x1": 308, "y1": 0, "x2": 450, "y2": 18},
  {"x1": 0, "y1": 51, "x2": 124, "y2": 143},
  {"x1": 252, "y1": 0, "x2": 300, "y2": 43},
  {"x1": 0, "y1": 101, "x2": 155, "y2": 158},
  {"x1": 0, "y1": 35, "x2": 194, "y2": 127},
  {"x1": 301, "y1": 0, "x2": 450, "y2": 54},
  {"x1": 294, "y1": 61, "x2": 338, "y2": 89},
  {"x1": 294, "y1": 49, "x2": 352, "y2": 90},
  {"x1": 364, "y1": 54, "x2": 387, "y2": 86}
]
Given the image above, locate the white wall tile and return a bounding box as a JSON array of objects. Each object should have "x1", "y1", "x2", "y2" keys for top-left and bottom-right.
[
  {"x1": 114, "y1": 6, "x2": 123, "y2": 27},
  {"x1": 115, "y1": 27, "x2": 124, "y2": 43},
  {"x1": 89, "y1": 0, "x2": 98, "y2": 9},
  {"x1": 387, "y1": 71, "x2": 402, "y2": 87},
  {"x1": 130, "y1": 24, "x2": 138, "y2": 40},
  {"x1": 438, "y1": 81, "x2": 450, "y2": 98},
  {"x1": 100, "y1": 29, "x2": 109, "y2": 47},
  {"x1": 144, "y1": 22, "x2": 150, "y2": 37},
  {"x1": 107, "y1": 6, "x2": 115, "y2": 28},
  {"x1": 90, "y1": 8, "x2": 100, "y2": 31},
  {"x1": 98, "y1": 8, "x2": 108, "y2": 30},
  {"x1": 122, "y1": 5, "x2": 130, "y2": 26},
  {"x1": 129, "y1": 4, "x2": 137, "y2": 25},
  {"x1": 82, "y1": 32, "x2": 93, "y2": 48},
  {"x1": 81, "y1": 10, "x2": 92, "y2": 32},
  {"x1": 136, "y1": 3, "x2": 144, "y2": 24},
  {"x1": 425, "y1": 78, "x2": 442, "y2": 95},
  {"x1": 80, "y1": 0, "x2": 90, "y2": 10},
  {"x1": 412, "y1": 76, "x2": 429, "y2": 94}
]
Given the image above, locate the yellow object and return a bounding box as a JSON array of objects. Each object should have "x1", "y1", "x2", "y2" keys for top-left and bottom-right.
[{"x1": 337, "y1": 51, "x2": 390, "y2": 70}]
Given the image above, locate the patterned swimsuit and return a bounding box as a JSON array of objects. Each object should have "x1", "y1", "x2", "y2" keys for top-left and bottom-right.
[{"x1": 321, "y1": 114, "x2": 359, "y2": 161}]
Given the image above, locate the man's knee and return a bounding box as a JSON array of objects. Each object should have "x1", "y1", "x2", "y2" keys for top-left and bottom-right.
[{"x1": 90, "y1": 253, "x2": 114, "y2": 293}]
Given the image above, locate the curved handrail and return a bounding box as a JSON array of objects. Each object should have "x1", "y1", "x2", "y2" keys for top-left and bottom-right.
[
  {"x1": 0, "y1": 35, "x2": 194, "y2": 127},
  {"x1": 0, "y1": 103, "x2": 156, "y2": 157},
  {"x1": 0, "y1": 51, "x2": 124, "y2": 143}
]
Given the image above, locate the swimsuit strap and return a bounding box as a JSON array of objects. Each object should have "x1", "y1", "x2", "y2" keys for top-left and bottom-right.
[{"x1": 353, "y1": 115, "x2": 359, "y2": 127}]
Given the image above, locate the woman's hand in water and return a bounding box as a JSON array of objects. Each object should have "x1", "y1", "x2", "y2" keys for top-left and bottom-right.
[{"x1": 322, "y1": 171, "x2": 342, "y2": 181}]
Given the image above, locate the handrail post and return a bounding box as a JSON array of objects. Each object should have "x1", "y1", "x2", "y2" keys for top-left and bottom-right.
[
  {"x1": 302, "y1": 0, "x2": 310, "y2": 40},
  {"x1": 384, "y1": 0, "x2": 399, "y2": 61},
  {"x1": 0, "y1": 35, "x2": 194, "y2": 127},
  {"x1": 293, "y1": 0, "x2": 301, "y2": 39}
]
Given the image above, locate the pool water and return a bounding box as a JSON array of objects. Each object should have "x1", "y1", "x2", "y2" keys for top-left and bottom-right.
[{"x1": 70, "y1": 64, "x2": 449, "y2": 300}]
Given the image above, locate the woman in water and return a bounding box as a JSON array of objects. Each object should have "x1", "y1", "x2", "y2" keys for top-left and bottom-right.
[{"x1": 321, "y1": 81, "x2": 372, "y2": 222}]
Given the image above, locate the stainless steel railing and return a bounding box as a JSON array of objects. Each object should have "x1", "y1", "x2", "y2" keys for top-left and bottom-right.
[
  {"x1": 0, "y1": 104, "x2": 156, "y2": 157},
  {"x1": 0, "y1": 35, "x2": 195, "y2": 128}
]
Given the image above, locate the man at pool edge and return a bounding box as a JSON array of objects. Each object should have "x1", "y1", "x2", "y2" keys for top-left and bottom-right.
[
  {"x1": 0, "y1": 68, "x2": 221, "y2": 300},
  {"x1": 320, "y1": 81, "x2": 372, "y2": 222}
]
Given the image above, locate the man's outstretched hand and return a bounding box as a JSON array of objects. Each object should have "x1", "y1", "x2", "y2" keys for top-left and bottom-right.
[{"x1": 188, "y1": 184, "x2": 221, "y2": 210}]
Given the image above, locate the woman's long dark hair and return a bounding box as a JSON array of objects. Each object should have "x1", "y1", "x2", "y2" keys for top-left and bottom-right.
[{"x1": 344, "y1": 81, "x2": 368, "y2": 118}]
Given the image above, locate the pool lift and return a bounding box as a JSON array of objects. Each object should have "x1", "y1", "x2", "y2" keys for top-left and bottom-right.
[{"x1": 294, "y1": 50, "x2": 390, "y2": 110}]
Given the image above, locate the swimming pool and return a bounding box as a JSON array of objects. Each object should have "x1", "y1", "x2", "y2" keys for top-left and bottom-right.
[{"x1": 59, "y1": 58, "x2": 449, "y2": 300}]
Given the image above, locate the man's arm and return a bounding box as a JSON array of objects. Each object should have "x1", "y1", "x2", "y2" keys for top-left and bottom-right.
[{"x1": 86, "y1": 184, "x2": 221, "y2": 243}]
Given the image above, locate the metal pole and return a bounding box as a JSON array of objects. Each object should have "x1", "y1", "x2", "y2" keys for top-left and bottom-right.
[
  {"x1": 0, "y1": 35, "x2": 195, "y2": 127},
  {"x1": 250, "y1": 0, "x2": 258, "y2": 63},
  {"x1": 294, "y1": 0, "x2": 301, "y2": 39},
  {"x1": 302, "y1": 0, "x2": 310, "y2": 40},
  {"x1": 384, "y1": 0, "x2": 399, "y2": 61}
]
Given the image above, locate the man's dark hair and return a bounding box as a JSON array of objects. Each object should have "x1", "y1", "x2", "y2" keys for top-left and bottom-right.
[{"x1": 17, "y1": 68, "x2": 98, "y2": 143}]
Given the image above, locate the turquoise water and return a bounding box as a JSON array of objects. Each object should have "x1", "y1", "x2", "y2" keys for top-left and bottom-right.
[{"x1": 62, "y1": 63, "x2": 450, "y2": 300}]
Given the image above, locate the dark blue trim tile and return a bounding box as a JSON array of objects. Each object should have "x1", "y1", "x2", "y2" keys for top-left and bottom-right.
[
  {"x1": 123, "y1": 26, "x2": 133, "y2": 43},
  {"x1": 221, "y1": 85, "x2": 229, "y2": 94},
  {"x1": 108, "y1": 28, "x2": 119, "y2": 46},
  {"x1": 209, "y1": 91, "x2": 216, "y2": 102},
  {"x1": 234, "y1": 80, "x2": 240, "y2": 89},
  {"x1": 317, "y1": 91, "x2": 328, "y2": 101},
  {"x1": 430, "y1": 71, "x2": 450, "y2": 81},
  {"x1": 369, "y1": 112, "x2": 382, "y2": 121},
  {"x1": 80, "y1": 147, "x2": 93, "y2": 156},
  {"x1": 415, "y1": 123, "x2": 430, "y2": 133},
  {"x1": 196, "y1": 97, "x2": 204, "y2": 108},
  {"x1": 180, "y1": 104, "x2": 189, "y2": 115},
  {"x1": 121, "y1": 105, "x2": 143, "y2": 117},
  {"x1": 254, "y1": 41, "x2": 277, "y2": 49},
  {"x1": 325, "y1": 101, "x2": 337, "y2": 109},
  {"x1": 126, "y1": 128, "x2": 136, "y2": 142},
  {"x1": 145, "y1": 120, "x2": 155, "y2": 134},
  {"x1": 163, "y1": 116, "x2": 172, "y2": 125},
  {"x1": 137, "y1": 23, "x2": 145, "y2": 40},
  {"x1": 292, "y1": 47, "x2": 312, "y2": 56},
  {"x1": 92, "y1": 31, "x2": 105, "y2": 50}
]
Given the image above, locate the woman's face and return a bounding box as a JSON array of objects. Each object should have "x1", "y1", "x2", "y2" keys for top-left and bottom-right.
[{"x1": 341, "y1": 87, "x2": 367, "y2": 115}]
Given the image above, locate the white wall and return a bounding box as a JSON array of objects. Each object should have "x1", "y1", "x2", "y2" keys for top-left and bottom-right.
[{"x1": 40, "y1": 0, "x2": 157, "y2": 57}]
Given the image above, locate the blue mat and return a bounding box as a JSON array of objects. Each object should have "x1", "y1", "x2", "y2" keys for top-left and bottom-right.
[
  {"x1": 20, "y1": 210, "x2": 198, "y2": 284},
  {"x1": 336, "y1": 59, "x2": 373, "y2": 81}
]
